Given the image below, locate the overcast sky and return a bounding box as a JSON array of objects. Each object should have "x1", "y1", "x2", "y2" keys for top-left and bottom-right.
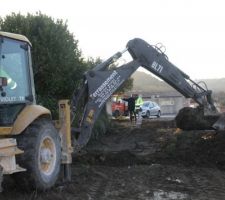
[{"x1": 1, "y1": 0, "x2": 225, "y2": 79}]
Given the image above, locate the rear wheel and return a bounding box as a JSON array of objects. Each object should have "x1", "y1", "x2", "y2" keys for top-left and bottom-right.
[{"x1": 14, "y1": 118, "x2": 61, "y2": 190}]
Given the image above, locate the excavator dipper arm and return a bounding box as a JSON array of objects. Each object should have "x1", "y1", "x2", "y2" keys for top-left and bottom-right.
[{"x1": 73, "y1": 60, "x2": 140, "y2": 149}]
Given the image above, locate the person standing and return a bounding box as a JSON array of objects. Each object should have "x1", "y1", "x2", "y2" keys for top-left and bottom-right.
[
  {"x1": 123, "y1": 95, "x2": 137, "y2": 122},
  {"x1": 135, "y1": 94, "x2": 144, "y2": 117}
]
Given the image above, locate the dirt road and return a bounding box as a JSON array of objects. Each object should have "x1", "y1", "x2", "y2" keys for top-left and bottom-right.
[{"x1": 1, "y1": 118, "x2": 225, "y2": 200}]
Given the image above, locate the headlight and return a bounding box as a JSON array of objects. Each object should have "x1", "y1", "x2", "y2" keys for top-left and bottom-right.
[{"x1": 142, "y1": 111, "x2": 146, "y2": 115}]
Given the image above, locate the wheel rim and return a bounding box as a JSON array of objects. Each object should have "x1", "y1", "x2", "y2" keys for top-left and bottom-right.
[{"x1": 39, "y1": 136, "x2": 57, "y2": 176}]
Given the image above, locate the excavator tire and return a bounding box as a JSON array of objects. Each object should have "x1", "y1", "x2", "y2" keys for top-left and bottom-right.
[
  {"x1": 175, "y1": 107, "x2": 219, "y2": 130},
  {"x1": 13, "y1": 118, "x2": 61, "y2": 191}
]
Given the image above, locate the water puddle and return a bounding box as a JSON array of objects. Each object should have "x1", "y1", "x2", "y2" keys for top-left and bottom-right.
[{"x1": 153, "y1": 190, "x2": 188, "y2": 200}]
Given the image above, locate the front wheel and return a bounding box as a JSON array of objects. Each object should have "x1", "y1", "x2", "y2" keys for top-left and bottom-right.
[
  {"x1": 146, "y1": 111, "x2": 150, "y2": 118},
  {"x1": 14, "y1": 118, "x2": 61, "y2": 190}
]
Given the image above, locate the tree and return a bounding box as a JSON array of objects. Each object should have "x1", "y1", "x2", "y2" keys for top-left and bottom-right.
[
  {"x1": 0, "y1": 12, "x2": 133, "y2": 118},
  {"x1": 0, "y1": 12, "x2": 87, "y2": 117}
]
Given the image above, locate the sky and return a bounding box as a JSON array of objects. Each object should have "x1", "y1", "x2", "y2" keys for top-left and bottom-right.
[{"x1": 1, "y1": 0, "x2": 225, "y2": 79}]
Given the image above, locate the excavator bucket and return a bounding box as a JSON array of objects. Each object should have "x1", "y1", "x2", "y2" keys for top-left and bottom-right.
[{"x1": 175, "y1": 107, "x2": 223, "y2": 130}]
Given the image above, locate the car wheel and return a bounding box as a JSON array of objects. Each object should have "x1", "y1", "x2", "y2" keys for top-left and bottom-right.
[
  {"x1": 113, "y1": 110, "x2": 120, "y2": 118},
  {"x1": 146, "y1": 111, "x2": 150, "y2": 118},
  {"x1": 157, "y1": 111, "x2": 161, "y2": 118}
]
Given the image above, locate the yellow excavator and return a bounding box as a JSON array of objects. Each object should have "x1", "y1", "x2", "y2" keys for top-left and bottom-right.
[{"x1": 0, "y1": 31, "x2": 224, "y2": 191}]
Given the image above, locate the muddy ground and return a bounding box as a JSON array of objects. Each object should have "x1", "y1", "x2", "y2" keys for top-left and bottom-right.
[{"x1": 1, "y1": 117, "x2": 225, "y2": 199}]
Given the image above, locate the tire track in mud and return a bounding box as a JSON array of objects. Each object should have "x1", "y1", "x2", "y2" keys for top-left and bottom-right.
[
  {"x1": 86, "y1": 170, "x2": 108, "y2": 200},
  {"x1": 187, "y1": 168, "x2": 225, "y2": 200},
  {"x1": 87, "y1": 179, "x2": 102, "y2": 200}
]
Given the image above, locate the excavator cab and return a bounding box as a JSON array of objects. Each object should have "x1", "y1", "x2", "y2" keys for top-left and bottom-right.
[{"x1": 0, "y1": 33, "x2": 35, "y2": 126}]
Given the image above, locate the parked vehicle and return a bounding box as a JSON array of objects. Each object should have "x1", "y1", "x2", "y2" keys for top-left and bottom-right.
[
  {"x1": 111, "y1": 95, "x2": 128, "y2": 118},
  {"x1": 140, "y1": 101, "x2": 161, "y2": 118}
]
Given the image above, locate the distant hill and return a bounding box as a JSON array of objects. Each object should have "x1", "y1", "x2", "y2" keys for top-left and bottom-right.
[
  {"x1": 131, "y1": 71, "x2": 225, "y2": 93},
  {"x1": 131, "y1": 71, "x2": 175, "y2": 93}
]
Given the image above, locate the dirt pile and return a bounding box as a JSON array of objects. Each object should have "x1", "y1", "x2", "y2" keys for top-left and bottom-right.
[
  {"x1": 175, "y1": 107, "x2": 219, "y2": 130},
  {"x1": 80, "y1": 118, "x2": 225, "y2": 168}
]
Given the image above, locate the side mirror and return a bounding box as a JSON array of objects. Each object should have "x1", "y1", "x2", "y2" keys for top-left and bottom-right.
[{"x1": 0, "y1": 77, "x2": 7, "y2": 87}]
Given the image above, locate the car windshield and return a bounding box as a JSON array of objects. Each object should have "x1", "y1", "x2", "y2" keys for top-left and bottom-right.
[
  {"x1": 0, "y1": 37, "x2": 30, "y2": 103},
  {"x1": 142, "y1": 102, "x2": 149, "y2": 107}
]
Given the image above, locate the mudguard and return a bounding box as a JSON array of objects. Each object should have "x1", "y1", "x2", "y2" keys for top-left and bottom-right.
[{"x1": 11, "y1": 105, "x2": 51, "y2": 135}]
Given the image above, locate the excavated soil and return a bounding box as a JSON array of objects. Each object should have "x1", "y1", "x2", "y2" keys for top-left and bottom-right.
[{"x1": 1, "y1": 117, "x2": 225, "y2": 200}]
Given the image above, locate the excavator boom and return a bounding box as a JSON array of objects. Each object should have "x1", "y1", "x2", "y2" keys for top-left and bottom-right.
[{"x1": 72, "y1": 38, "x2": 223, "y2": 150}]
